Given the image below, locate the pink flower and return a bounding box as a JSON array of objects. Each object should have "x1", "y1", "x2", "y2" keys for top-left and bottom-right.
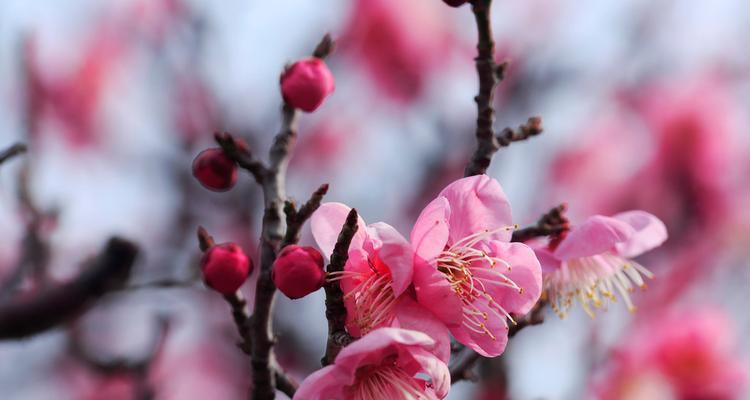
[
  {"x1": 294, "y1": 327, "x2": 450, "y2": 400},
  {"x1": 312, "y1": 203, "x2": 451, "y2": 361},
  {"x1": 410, "y1": 175, "x2": 542, "y2": 357},
  {"x1": 532, "y1": 211, "x2": 667, "y2": 318},
  {"x1": 590, "y1": 308, "x2": 746, "y2": 400}
]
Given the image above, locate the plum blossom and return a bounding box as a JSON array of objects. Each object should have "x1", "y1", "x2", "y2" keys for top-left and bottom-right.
[
  {"x1": 311, "y1": 203, "x2": 449, "y2": 360},
  {"x1": 294, "y1": 327, "x2": 450, "y2": 400},
  {"x1": 590, "y1": 308, "x2": 745, "y2": 400},
  {"x1": 532, "y1": 211, "x2": 667, "y2": 318},
  {"x1": 410, "y1": 175, "x2": 542, "y2": 357}
]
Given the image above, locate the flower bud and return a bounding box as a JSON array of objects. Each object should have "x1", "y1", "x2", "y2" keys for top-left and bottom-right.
[
  {"x1": 201, "y1": 243, "x2": 252, "y2": 295},
  {"x1": 443, "y1": 0, "x2": 468, "y2": 6},
  {"x1": 280, "y1": 58, "x2": 335, "y2": 112},
  {"x1": 272, "y1": 245, "x2": 325, "y2": 299},
  {"x1": 192, "y1": 148, "x2": 238, "y2": 191}
]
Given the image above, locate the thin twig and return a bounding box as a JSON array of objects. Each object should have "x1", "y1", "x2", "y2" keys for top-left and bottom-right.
[
  {"x1": 450, "y1": 348, "x2": 482, "y2": 383},
  {"x1": 196, "y1": 227, "x2": 298, "y2": 399},
  {"x1": 496, "y1": 116, "x2": 543, "y2": 147},
  {"x1": 214, "y1": 132, "x2": 266, "y2": 184},
  {"x1": 321, "y1": 209, "x2": 358, "y2": 366},
  {"x1": 282, "y1": 183, "x2": 329, "y2": 248},
  {"x1": 0, "y1": 237, "x2": 138, "y2": 340},
  {"x1": 249, "y1": 34, "x2": 335, "y2": 400},
  {"x1": 0, "y1": 143, "x2": 27, "y2": 165},
  {"x1": 511, "y1": 204, "x2": 569, "y2": 243},
  {"x1": 464, "y1": 0, "x2": 502, "y2": 177}
]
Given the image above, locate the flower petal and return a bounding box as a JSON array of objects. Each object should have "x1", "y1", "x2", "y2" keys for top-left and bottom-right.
[
  {"x1": 410, "y1": 196, "x2": 451, "y2": 262},
  {"x1": 393, "y1": 297, "x2": 451, "y2": 363},
  {"x1": 438, "y1": 175, "x2": 513, "y2": 243},
  {"x1": 403, "y1": 348, "x2": 451, "y2": 399},
  {"x1": 293, "y1": 365, "x2": 352, "y2": 400},
  {"x1": 613, "y1": 210, "x2": 668, "y2": 258},
  {"x1": 553, "y1": 215, "x2": 635, "y2": 260},
  {"x1": 450, "y1": 296, "x2": 509, "y2": 357},
  {"x1": 334, "y1": 327, "x2": 435, "y2": 373},
  {"x1": 483, "y1": 241, "x2": 543, "y2": 315},
  {"x1": 311, "y1": 202, "x2": 366, "y2": 259},
  {"x1": 529, "y1": 243, "x2": 562, "y2": 274},
  {"x1": 412, "y1": 258, "x2": 463, "y2": 325},
  {"x1": 365, "y1": 222, "x2": 414, "y2": 296}
]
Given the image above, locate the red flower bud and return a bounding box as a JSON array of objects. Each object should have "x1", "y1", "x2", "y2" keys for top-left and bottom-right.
[
  {"x1": 443, "y1": 0, "x2": 468, "y2": 7},
  {"x1": 272, "y1": 245, "x2": 325, "y2": 299},
  {"x1": 280, "y1": 58, "x2": 335, "y2": 112},
  {"x1": 201, "y1": 243, "x2": 252, "y2": 295},
  {"x1": 192, "y1": 148, "x2": 238, "y2": 191}
]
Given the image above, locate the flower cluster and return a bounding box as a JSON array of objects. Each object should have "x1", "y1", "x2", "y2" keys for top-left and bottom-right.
[{"x1": 291, "y1": 173, "x2": 668, "y2": 398}]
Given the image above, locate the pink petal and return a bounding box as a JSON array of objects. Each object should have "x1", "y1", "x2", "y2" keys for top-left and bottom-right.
[
  {"x1": 365, "y1": 222, "x2": 414, "y2": 296},
  {"x1": 438, "y1": 175, "x2": 513, "y2": 243},
  {"x1": 449, "y1": 296, "x2": 509, "y2": 357},
  {"x1": 403, "y1": 347, "x2": 451, "y2": 399},
  {"x1": 553, "y1": 215, "x2": 635, "y2": 260},
  {"x1": 529, "y1": 244, "x2": 562, "y2": 274},
  {"x1": 393, "y1": 297, "x2": 451, "y2": 363},
  {"x1": 613, "y1": 210, "x2": 668, "y2": 258},
  {"x1": 293, "y1": 365, "x2": 352, "y2": 400},
  {"x1": 311, "y1": 202, "x2": 366, "y2": 259},
  {"x1": 412, "y1": 258, "x2": 463, "y2": 325},
  {"x1": 334, "y1": 327, "x2": 435, "y2": 373},
  {"x1": 410, "y1": 196, "x2": 451, "y2": 261},
  {"x1": 483, "y1": 241, "x2": 543, "y2": 315}
]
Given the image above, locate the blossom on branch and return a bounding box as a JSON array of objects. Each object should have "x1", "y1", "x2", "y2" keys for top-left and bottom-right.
[
  {"x1": 532, "y1": 211, "x2": 667, "y2": 318},
  {"x1": 410, "y1": 175, "x2": 543, "y2": 357},
  {"x1": 294, "y1": 327, "x2": 450, "y2": 400}
]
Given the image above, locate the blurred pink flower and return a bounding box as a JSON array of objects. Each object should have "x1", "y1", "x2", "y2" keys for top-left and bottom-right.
[
  {"x1": 410, "y1": 175, "x2": 542, "y2": 357},
  {"x1": 342, "y1": 0, "x2": 455, "y2": 103},
  {"x1": 312, "y1": 203, "x2": 449, "y2": 361},
  {"x1": 591, "y1": 308, "x2": 746, "y2": 400},
  {"x1": 532, "y1": 211, "x2": 667, "y2": 318},
  {"x1": 294, "y1": 327, "x2": 450, "y2": 400},
  {"x1": 23, "y1": 27, "x2": 126, "y2": 148}
]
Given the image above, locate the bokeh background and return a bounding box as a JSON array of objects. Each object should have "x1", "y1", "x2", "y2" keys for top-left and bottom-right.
[{"x1": 1, "y1": 0, "x2": 749, "y2": 399}]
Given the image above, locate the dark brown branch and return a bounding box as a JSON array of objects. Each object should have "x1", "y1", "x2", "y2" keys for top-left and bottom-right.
[
  {"x1": 0, "y1": 237, "x2": 138, "y2": 340},
  {"x1": 214, "y1": 132, "x2": 266, "y2": 184},
  {"x1": 511, "y1": 204, "x2": 569, "y2": 243},
  {"x1": 282, "y1": 183, "x2": 329, "y2": 247},
  {"x1": 496, "y1": 116, "x2": 543, "y2": 147},
  {"x1": 464, "y1": 0, "x2": 502, "y2": 177},
  {"x1": 195, "y1": 227, "x2": 298, "y2": 399},
  {"x1": 321, "y1": 208, "x2": 358, "y2": 366},
  {"x1": 250, "y1": 34, "x2": 335, "y2": 400},
  {"x1": 508, "y1": 299, "x2": 547, "y2": 337},
  {"x1": 0, "y1": 143, "x2": 27, "y2": 165}
]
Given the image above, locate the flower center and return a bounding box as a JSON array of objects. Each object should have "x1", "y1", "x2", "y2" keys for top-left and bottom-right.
[
  {"x1": 327, "y1": 258, "x2": 396, "y2": 335},
  {"x1": 432, "y1": 227, "x2": 521, "y2": 340},
  {"x1": 545, "y1": 252, "x2": 654, "y2": 318},
  {"x1": 347, "y1": 364, "x2": 426, "y2": 400}
]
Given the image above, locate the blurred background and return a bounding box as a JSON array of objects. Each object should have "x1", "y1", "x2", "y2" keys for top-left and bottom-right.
[{"x1": 1, "y1": 0, "x2": 749, "y2": 399}]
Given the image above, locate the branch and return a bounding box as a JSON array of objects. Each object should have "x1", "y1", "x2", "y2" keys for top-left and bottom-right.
[
  {"x1": 0, "y1": 237, "x2": 138, "y2": 340},
  {"x1": 508, "y1": 299, "x2": 547, "y2": 337},
  {"x1": 321, "y1": 208, "x2": 358, "y2": 366},
  {"x1": 196, "y1": 227, "x2": 298, "y2": 399},
  {"x1": 511, "y1": 203, "x2": 569, "y2": 243},
  {"x1": 464, "y1": 0, "x2": 503, "y2": 177},
  {"x1": 214, "y1": 132, "x2": 266, "y2": 184},
  {"x1": 0, "y1": 143, "x2": 27, "y2": 165},
  {"x1": 250, "y1": 34, "x2": 335, "y2": 400},
  {"x1": 282, "y1": 183, "x2": 329, "y2": 248},
  {"x1": 496, "y1": 116, "x2": 543, "y2": 147}
]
